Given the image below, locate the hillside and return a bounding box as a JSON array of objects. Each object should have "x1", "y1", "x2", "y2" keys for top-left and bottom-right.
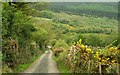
[
  {"x1": 49, "y1": 2, "x2": 118, "y2": 19},
  {"x1": 33, "y1": 11, "x2": 118, "y2": 47}
]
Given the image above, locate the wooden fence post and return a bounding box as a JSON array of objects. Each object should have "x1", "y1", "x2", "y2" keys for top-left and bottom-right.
[
  {"x1": 99, "y1": 62, "x2": 102, "y2": 75},
  {"x1": 116, "y1": 62, "x2": 119, "y2": 75},
  {"x1": 88, "y1": 60, "x2": 91, "y2": 74}
]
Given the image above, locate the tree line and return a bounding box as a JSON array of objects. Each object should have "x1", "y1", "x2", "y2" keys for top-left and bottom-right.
[{"x1": 49, "y1": 2, "x2": 118, "y2": 19}]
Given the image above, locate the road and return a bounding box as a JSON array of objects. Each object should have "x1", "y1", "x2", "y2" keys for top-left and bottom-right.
[{"x1": 23, "y1": 50, "x2": 59, "y2": 73}]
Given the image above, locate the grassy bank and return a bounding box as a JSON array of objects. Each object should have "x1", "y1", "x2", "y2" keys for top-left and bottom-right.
[
  {"x1": 14, "y1": 54, "x2": 41, "y2": 73},
  {"x1": 53, "y1": 55, "x2": 70, "y2": 74}
]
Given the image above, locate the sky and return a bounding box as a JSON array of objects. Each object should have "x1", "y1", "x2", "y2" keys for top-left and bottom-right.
[{"x1": 2, "y1": 0, "x2": 120, "y2": 2}]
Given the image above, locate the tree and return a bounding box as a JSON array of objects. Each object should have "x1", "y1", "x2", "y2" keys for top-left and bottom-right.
[
  {"x1": 32, "y1": 28, "x2": 48, "y2": 50},
  {"x1": 40, "y1": 10, "x2": 54, "y2": 19},
  {"x1": 53, "y1": 39, "x2": 68, "y2": 49}
]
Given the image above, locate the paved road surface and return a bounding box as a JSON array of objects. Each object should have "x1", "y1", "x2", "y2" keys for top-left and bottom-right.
[{"x1": 23, "y1": 50, "x2": 59, "y2": 73}]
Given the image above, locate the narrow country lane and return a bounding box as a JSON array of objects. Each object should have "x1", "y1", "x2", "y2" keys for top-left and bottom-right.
[{"x1": 23, "y1": 50, "x2": 59, "y2": 73}]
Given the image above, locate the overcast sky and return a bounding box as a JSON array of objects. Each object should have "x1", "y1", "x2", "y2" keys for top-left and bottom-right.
[{"x1": 2, "y1": 0, "x2": 120, "y2": 2}]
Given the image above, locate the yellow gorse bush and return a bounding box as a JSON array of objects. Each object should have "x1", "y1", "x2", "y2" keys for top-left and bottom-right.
[{"x1": 58, "y1": 39, "x2": 119, "y2": 73}]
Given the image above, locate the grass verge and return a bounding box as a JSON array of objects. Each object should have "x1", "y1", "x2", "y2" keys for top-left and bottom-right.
[
  {"x1": 53, "y1": 55, "x2": 70, "y2": 74},
  {"x1": 14, "y1": 54, "x2": 41, "y2": 73}
]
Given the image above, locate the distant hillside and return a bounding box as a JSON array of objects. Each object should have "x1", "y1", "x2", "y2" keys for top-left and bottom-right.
[{"x1": 49, "y1": 2, "x2": 118, "y2": 19}]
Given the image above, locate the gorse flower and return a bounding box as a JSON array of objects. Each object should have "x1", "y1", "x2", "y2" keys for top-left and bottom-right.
[
  {"x1": 80, "y1": 44, "x2": 86, "y2": 49},
  {"x1": 109, "y1": 47, "x2": 114, "y2": 51},
  {"x1": 86, "y1": 48, "x2": 91, "y2": 52}
]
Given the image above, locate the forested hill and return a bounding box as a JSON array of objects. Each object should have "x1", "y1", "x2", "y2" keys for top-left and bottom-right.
[{"x1": 49, "y1": 2, "x2": 118, "y2": 19}]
